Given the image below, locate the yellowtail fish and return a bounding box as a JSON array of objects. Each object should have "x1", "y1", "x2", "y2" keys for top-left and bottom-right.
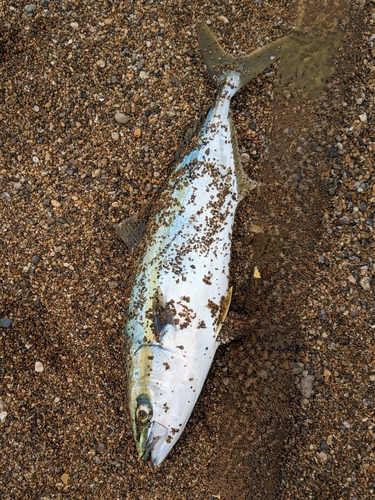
[{"x1": 117, "y1": 23, "x2": 296, "y2": 466}]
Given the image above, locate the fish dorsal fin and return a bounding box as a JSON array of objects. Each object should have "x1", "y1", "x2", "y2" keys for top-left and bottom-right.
[
  {"x1": 197, "y1": 22, "x2": 289, "y2": 90},
  {"x1": 114, "y1": 214, "x2": 146, "y2": 251},
  {"x1": 215, "y1": 286, "x2": 233, "y2": 338},
  {"x1": 152, "y1": 288, "x2": 175, "y2": 338}
]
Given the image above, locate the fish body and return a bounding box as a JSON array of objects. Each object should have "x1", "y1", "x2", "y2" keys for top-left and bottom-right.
[{"x1": 122, "y1": 23, "x2": 288, "y2": 466}]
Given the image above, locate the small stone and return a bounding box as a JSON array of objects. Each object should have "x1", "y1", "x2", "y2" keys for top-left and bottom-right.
[
  {"x1": 279, "y1": 360, "x2": 290, "y2": 371},
  {"x1": 31, "y1": 255, "x2": 40, "y2": 264},
  {"x1": 348, "y1": 275, "x2": 356, "y2": 284},
  {"x1": 33, "y1": 105, "x2": 39, "y2": 112},
  {"x1": 323, "y1": 369, "x2": 332, "y2": 382},
  {"x1": 134, "y1": 127, "x2": 142, "y2": 138},
  {"x1": 300, "y1": 375, "x2": 315, "y2": 398},
  {"x1": 139, "y1": 70, "x2": 148, "y2": 80},
  {"x1": 0, "y1": 411, "x2": 7, "y2": 422},
  {"x1": 0, "y1": 318, "x2": 13, "y2": 328},
  {"x1": 240, "y1": 153, "x2": 250, "y2": 163},
  {"x1": 359, "y1": 201, "x2": 367, "y2": 212},
  {"x1": 244, "y1": 378, "x2": 254, "y2": 388},
  {"x1": 96, "y1": 60, "x2": 106, "y2": 68},
  {"x1": 111, "y1": 132, "x2": 120, "y2": 141},
  {"x1": 292, "y1": 362, "x2": 305, "y2": 375},
  {"x1": 360, "y1": 276, "x2": 371, "y2": 291},
  {"x1": 24, "y1": 4, "x2": 37, "y2": 13},
  {"x1": 318, "y1": 451, "x2": 328, "y2": 462},
  {"x1": 35, "y1": 361, "x2": 44, "y2": 373},
  {"x1": 70, "y1": 22, "x2": 79, "y2": 29},
  {"x1": 97, "y1": 443, "x2": 106, "y2": 452},
  {"x1": 320, "y1": 309, "x2": 327, "y2": 320},
  {"x1": 217, "y1": 15, "x2": 229, "y2": 24},
  {"x1": 338, "y1": 215, "x2": 350, "y2": 224},
  {"x1": 109, "y1": 281, "x2": 119, "y2": 289},
  {"x1": 61, "y1": 473, "x2": 69, "y2": 485},
  {"x1": 51, "y1": 200, "x2": 61, "y2": 208},
  {"x1": 359, "y1": 113, "x2": 367, "y2": 123},
  {"x1": 94, "y1": 455, "x2": 101, "y2": 464},
  {"x1": 115, "y1": 112, "x2": 130, "y2": 124}
]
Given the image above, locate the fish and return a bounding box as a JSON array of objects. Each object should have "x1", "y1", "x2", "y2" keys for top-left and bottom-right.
[{"x1": 117, "y1": 22, "x2": 293, "y2": 466}]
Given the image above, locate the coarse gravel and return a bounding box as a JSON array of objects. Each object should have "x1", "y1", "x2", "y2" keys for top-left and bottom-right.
[{"x1": 1, "y1": 0, "x2": 375, "y2": 499}]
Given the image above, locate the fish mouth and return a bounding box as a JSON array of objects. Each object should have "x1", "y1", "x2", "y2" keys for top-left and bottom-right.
[{"x1": 143, "y1": 421, "x2": 170, "y2": 466}]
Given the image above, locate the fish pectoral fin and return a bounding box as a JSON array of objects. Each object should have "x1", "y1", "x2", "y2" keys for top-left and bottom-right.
[
  {"x1": 152, "y1": 287, "x2": 176, "y2": 337},
  {"x1": 114, "y1": 214, "x2": 146, "y2": 251},
  {"x1": 215, "y1": 287, "x2": 233, "y2": 339}
]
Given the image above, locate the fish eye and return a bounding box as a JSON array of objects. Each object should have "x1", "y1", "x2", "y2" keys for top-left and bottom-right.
[{"x1": 136, "y1": 403, "x2": 152, "y2": 423}]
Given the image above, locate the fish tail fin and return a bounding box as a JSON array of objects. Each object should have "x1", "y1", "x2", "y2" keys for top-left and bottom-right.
[{"x1": 197, "y1": 22, "x2": 288, "y2": 91}]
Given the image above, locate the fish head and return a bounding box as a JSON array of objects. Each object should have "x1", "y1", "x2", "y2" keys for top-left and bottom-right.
[{"x1": 129, "y1": 343, "x2": 198, "y2": 466}]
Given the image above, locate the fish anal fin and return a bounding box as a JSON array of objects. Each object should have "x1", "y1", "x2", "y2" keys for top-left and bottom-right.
[
  {"x1": 215, "y1": 286, "x2": 233, "y2": 339},
  {"x1": 114, "y1": 215, "x2": 145, "y2": 251},
  {"x1": 218, "y1": 311, "x2": 257, "y2": 345},
  {"x1": 230, "y1": 116, "x2": 258, "y2": 199}
]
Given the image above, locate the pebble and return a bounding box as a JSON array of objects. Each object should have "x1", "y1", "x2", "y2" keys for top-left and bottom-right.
[
  {"x1": 96, "y1": 60, "x2": 106, "y2": 68},
  {"x1": 300, "y1": 375, "x2": 315, "y2": 399},
  {"x1": 70, "y1": 22, "x2": 79, "y2": 29},
  {"x1": 240, "y1": 153, "x2": 250, "y2": 163},
  {"x1": 323, "y1": 369, "x2": 332, "y2": 382},
  {"x1": 35, "y1": 361, "x2": 44, "y2": 373},
  {"x1": 292, "y1": 362, "x2": 304, "y2": 375},
  {"x1": 32, "y1": 255, "x2": 40, "y2": 264},
  {"x1": 0, "y1": 411, "x2": 7, "y2": 422},
  {"x1": 360, "y1": 276, "x2": 371, "y2": 291},
  {"x1": 134, "y1": 127, "x2": 142, "y2": 138},
  {"x1": 115, "y1": 112, "x2": 130, "y2": 124},
  {"x1": 51, "y1": 200, "x2": 61, "y2": 208},
  {"x1": 217, "y1": 15, "x2": 229, "y2": 24},
  {"x1": 97, "y1": 443, "x2": 106, "y2": 452},
  {"x1": 318, "y1": 451, "x2": 328, "y2": 463},
  {"x1": 111, "y1": 132, "x2": 120, "y2": 141},
  {"x1": 61, "y1": 473, "x2": 69, "y2": 485},
  {"x1": 24, "y1": 4, "x2": 37, "y2": 13},
  {"x1": 0, "y1": 318, "x2": 13, "y2": 328}
]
